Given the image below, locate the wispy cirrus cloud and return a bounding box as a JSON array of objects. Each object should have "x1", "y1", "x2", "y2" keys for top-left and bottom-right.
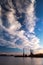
[
  {"x1": 0, "y1": 0, "x2": 41, "y2": 52},
  {"x1": 25, "y1": 0, "x2": 36, "y2": 33}
]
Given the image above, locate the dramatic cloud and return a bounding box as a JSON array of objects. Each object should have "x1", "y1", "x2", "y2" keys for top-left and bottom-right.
[
  {"x1": 6, "y1": 9, "x2": 21, "y2": 34},
  {"x1": 24, "y1": 0, "x2": 40, "y2": 50},
  {"x1": 25, "y1": 0, "x2": 36, "y2": 33},
  {"x1": 0, "y1": 0, "x2": 40, "y2": 51}
]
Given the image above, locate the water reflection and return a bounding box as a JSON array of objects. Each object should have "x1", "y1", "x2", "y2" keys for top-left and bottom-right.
[
  {"x1": 30, "y1": 58, "x2": 42, "y2": 65},
  {"x1": 0, "y1": 56, "x2": 43, "y2": 65}
]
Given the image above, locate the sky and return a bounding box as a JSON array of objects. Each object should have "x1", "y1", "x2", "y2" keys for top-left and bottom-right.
[{"x1": 0, "y1": 0, "x2": 43, "y2": 54}]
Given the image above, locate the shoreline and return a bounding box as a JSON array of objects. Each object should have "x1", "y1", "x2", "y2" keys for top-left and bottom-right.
[{"x1": 0, "y1": 54, "x2": 43, "y2": 58}]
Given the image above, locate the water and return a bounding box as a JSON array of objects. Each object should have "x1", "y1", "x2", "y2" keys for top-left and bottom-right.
[{"x1": 0, "y1": 56, "x2": 43, "y2": 65}]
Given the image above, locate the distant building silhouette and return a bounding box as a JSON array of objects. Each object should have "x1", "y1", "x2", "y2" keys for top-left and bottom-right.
[
  {"x1": 23, "y1": 48, "x2": 34, "y2": 57},
  {"x1": 30, "y1": 49, "x2": 33, "y2": 56},
  {"x1": 23, "y1": 48, "x2": 25, "y2": 56},
  {"x1": 23, "y1": 48, "x2": 27, "y2": 57}
]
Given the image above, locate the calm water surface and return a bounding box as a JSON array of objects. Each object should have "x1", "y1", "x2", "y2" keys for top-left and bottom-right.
[{"x1": 0, "y1": 56, "x2": 43, "y2": 65}]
